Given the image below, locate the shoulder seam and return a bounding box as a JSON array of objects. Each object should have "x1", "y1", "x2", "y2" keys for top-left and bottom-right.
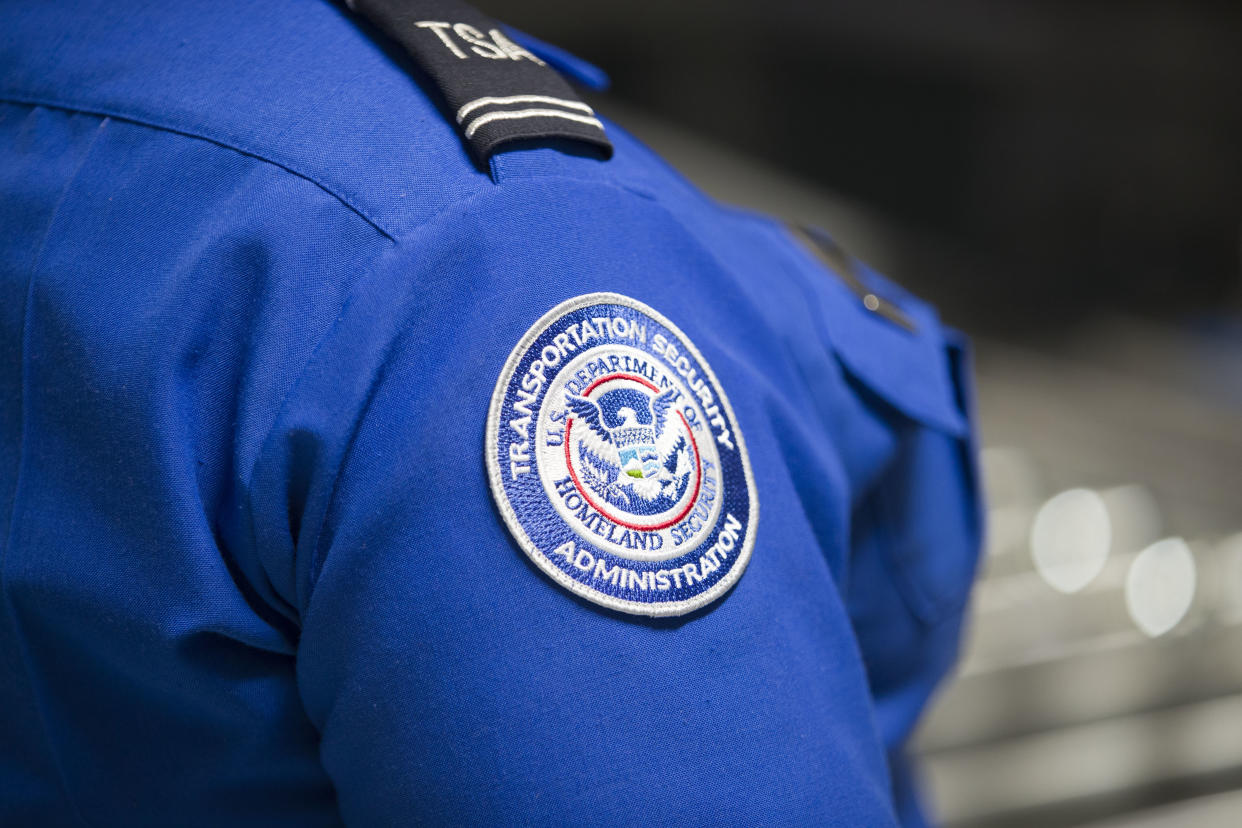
[{"x1": 0, "y1": 93, "x2": 398, "y2": 242}]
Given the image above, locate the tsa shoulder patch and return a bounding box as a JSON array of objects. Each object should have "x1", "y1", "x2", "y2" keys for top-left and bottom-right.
[{"x1": 486, "y1": 293, "x2": 758, "y2": 617}]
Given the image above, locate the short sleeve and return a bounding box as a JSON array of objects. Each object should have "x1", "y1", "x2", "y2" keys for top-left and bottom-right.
[{"x1": 242, "y1": 179, "x2": 910, "y2": 825}]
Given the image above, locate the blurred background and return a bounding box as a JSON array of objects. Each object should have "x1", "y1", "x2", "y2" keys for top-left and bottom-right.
[{"x1": 492, "y1": 2, "x2": 1242, "y2": 825}]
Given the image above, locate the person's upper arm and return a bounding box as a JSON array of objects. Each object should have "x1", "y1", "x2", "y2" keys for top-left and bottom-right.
[{"x1": 242, "y1": 176, "x2": 905, "y2": 825}]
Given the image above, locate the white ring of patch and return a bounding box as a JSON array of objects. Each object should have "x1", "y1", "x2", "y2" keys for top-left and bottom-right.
[{"x1": 485, "y1": 293, "x2": 759, "y2": 617}]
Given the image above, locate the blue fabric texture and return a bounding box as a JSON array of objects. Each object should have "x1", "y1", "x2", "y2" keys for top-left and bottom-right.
[{"x1": 0, "y1": 1, "x2": 983, "y2": 825}]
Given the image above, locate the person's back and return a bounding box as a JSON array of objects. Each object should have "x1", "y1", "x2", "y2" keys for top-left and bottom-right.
[{"x1": 0, "y1": 1, "x2": 981, "y2": 824}]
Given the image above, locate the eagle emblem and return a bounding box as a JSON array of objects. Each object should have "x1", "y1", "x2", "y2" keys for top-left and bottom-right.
[{"x1": 565, "y1": 384, "x2": 695, "y2": 515}]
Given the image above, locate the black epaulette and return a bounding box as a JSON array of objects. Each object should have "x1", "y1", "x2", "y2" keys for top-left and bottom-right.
[{"x1": 346, "y1": 0, "x2": 612, "y2": 163}]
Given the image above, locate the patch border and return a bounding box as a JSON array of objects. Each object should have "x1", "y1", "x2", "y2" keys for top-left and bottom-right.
[{"x1": 486, "y1": 292, "x2": 758, "y2": 617}]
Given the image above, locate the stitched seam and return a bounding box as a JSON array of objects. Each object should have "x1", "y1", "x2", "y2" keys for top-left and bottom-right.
[
  {"x1": 236, "y1": 192, "x2": 533, "y2": 626},
  {"x1": 284, "y1": 192, "x2": 531, "y2": 615},
  {"x1": 302, "y1": 332, "x2": 403, "y2": 615},
  {"x1": 0, "y1": 113, "x2": 112, "y2": 828},
  {"x1": 0, "y1": 98, "x2": 718, "y2": 246},
  {"x1": 0, "y1": 93, "x2": 398, "y2": 242},
  {"x1": 242, "y1": 262, "x2": 389, "y2": 623}
]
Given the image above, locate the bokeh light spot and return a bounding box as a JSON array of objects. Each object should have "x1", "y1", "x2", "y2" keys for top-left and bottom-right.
[
  {"x1": 1125, "y1": 537, "x2": 1196, "y2": 638},
  {"x1": 1030, "y1": 488, "x2": 1111, "y2": 593}
]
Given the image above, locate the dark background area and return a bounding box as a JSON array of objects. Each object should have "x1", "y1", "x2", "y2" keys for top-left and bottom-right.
[
  {"x1": 489, "y1": 3, "x2": 1242, "y2": 826},
  {"x1": 494, "y1": 0, "x2": 1241, "y2": 334}
]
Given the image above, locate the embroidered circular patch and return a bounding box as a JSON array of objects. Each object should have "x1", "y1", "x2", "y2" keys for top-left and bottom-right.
[{"x1": 486, "y1": 293, "x2": 758, "y2": 617}]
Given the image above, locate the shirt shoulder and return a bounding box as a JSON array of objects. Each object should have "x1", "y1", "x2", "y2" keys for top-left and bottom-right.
[{"x1": 0, "y1": 0, "x2": 695, "y2": 241}]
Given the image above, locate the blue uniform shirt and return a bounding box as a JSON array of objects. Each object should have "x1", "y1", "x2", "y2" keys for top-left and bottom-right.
[{"x1": 0, "y1": 1, "x2": 982, "y2": 825}]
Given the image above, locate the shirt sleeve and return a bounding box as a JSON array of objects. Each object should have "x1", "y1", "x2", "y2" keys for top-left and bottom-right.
[{"x1": 240, "y1": 175, "x2": 972, "y2": 825}]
